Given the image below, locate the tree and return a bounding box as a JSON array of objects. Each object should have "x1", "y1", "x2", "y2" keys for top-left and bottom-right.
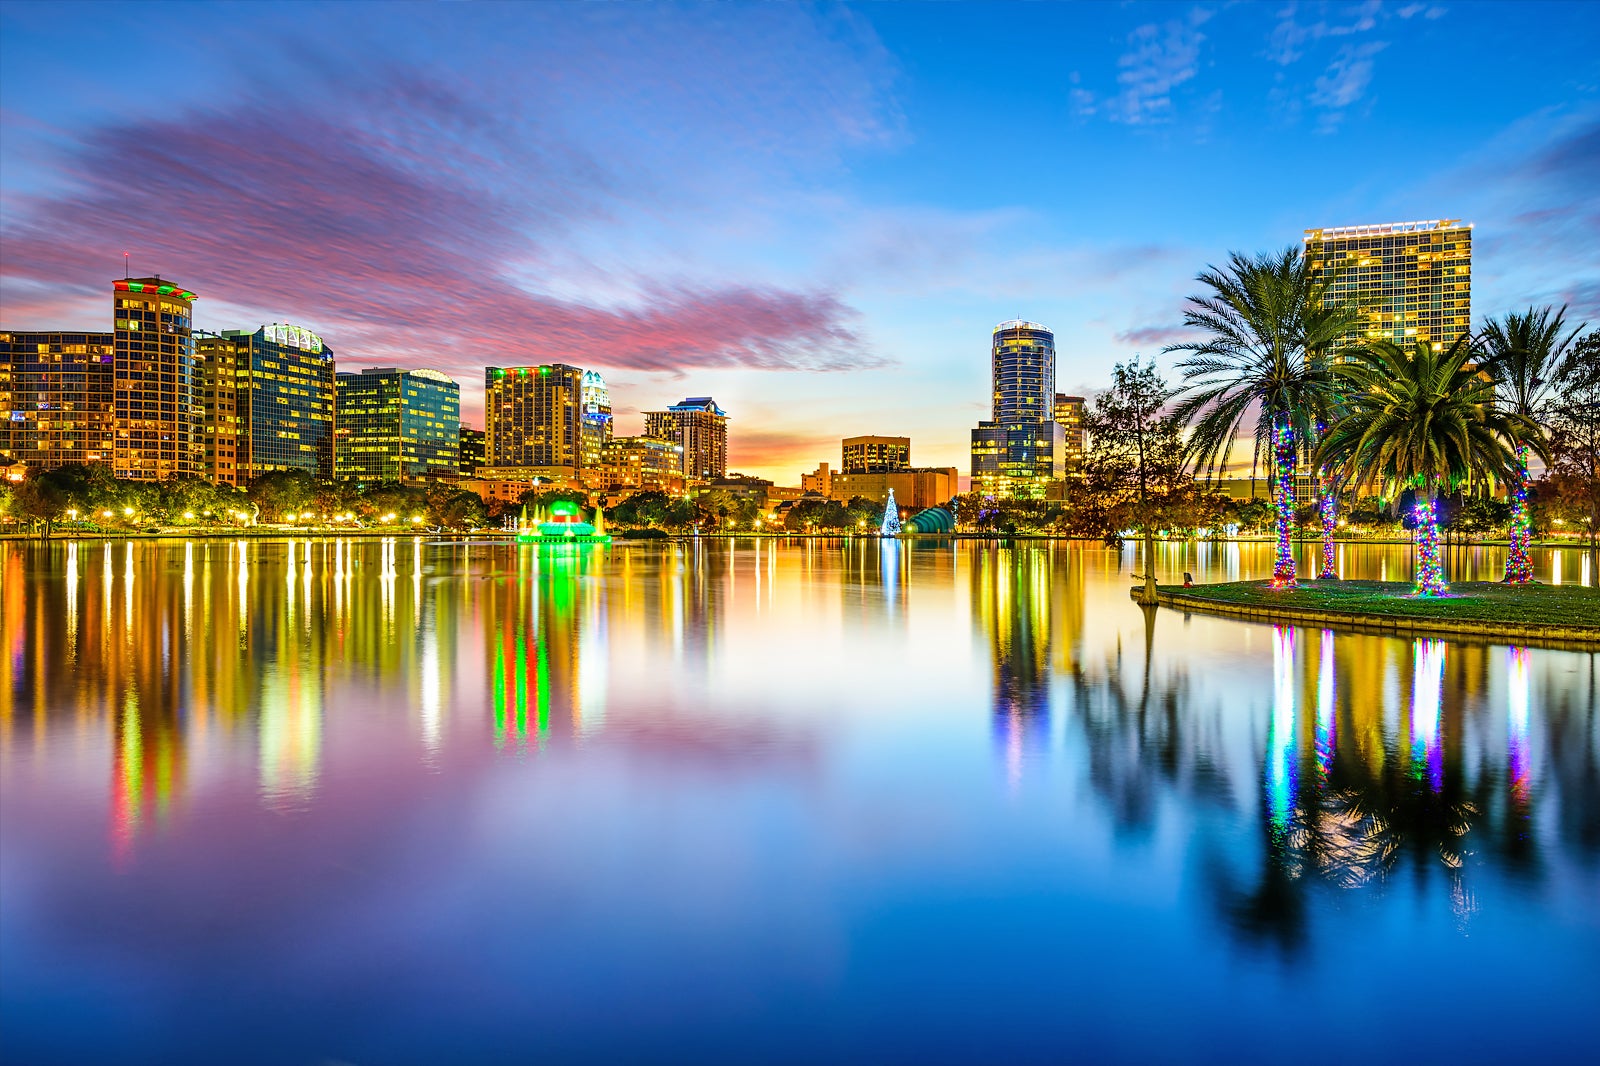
[
  {"x1": 14, "y1": 468, "x2": 70, "y2": 538},
  {"x1": 1080, "y1": 356, "x2": 1190, "y2": 603},
  {"x1": 430, "y1": 488, "x2": 488, "y2": 529},
  {"x1": 248, "y1": 470, "x2": 316, "y2": 522},
  {"x1": 1167, "y1": 247, "x2": 1360, "y2": 587},
  {"x1": 1317, "y1": 338, "x2": 1527, "y2": 595},
  {"x1": 1546, "y1": 328, "x2": 1600, "y2": 568},
  {"x1": 1478, "y1": 305, "x2": 1583, "y2": 580}
]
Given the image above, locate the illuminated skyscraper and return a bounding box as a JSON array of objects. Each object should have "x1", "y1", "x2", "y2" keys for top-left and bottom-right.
[
  {"x1": 335, "y1": 367, "x2": 460, "y2": 483},
  {"x1": 0, "y1": 331, "x2": 116, "y2": 467},
  {"x1": 842, "y1": 435, "x2": 910, "y2": 473},
  {"x1": 1053, "y1": 393, "x2": 1086, "y2": 471},
  {"x1": 458, "y1": 426, "x2": 486, "y2": 477},
  {"x1": 485, "y1": 364, "x2": 584, "y2": 473},
  {"x1": 971, "y1": 321, "x2": 1063, "y2": 498},
  {"x1": 112, "y1": 277, "x2": 201, "y2": 479},
  {"x1": 197, "y1": 324, "x2": 336, "y2": 486},
  {"x1": 580, "y1": 370, "x2": 613, "y2": 469},
  {"x1": 644, "y1": 397, "x2": 728, "y2": 480},
  {"x1": 1304, "y1": 219, "x2": 1472, "y2": 352}
]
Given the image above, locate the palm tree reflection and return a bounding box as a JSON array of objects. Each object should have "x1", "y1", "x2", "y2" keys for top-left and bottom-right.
[{"x1": 970, "y1": 550, "x2": 1593, "y2": 958}]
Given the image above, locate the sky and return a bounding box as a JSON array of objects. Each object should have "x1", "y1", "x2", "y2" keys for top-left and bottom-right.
[{"x1": 1, "y1": 0, "x2": 1596, "y2": 483}]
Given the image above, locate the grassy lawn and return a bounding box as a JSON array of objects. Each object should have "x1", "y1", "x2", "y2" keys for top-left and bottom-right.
[{"x1": 1165, "y1": 579, "x2": 1600, "y2": 629}]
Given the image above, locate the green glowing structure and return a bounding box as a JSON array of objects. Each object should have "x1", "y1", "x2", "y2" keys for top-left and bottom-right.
[{"x1": 516, "y1": 499, "x2": 610, "y2": 543}]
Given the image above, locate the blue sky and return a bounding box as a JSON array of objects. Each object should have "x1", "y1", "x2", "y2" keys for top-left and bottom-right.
[{"x1": 2, "y1": 1, "x2": 1596, "y2": 480}]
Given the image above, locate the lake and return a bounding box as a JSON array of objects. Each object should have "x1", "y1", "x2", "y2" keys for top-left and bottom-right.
[{"x1": 1, "y1": 537, "x2": 1596, "y2": 1064}]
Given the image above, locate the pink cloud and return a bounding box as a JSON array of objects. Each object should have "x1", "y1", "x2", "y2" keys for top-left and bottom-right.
[{"x1": 0, "y1": 74, "x2": 870, "y2": 406}]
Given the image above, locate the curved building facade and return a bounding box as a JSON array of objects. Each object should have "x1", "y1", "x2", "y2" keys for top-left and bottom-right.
[
  {"x1": 990, "y1": 320, "x2": 1055, "y2": 423},
  {"x1": 971, "y1": 320, "x2": 1064, "y2": 499}
]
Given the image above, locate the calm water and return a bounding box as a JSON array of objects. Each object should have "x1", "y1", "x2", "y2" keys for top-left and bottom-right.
[{"x1": 1, "y1": 537, "x2": 1597, "y2": 1065}]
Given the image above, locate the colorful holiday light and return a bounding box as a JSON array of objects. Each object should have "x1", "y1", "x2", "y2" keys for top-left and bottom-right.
[
  {"x1": 1413, "y1": 495, "x2": 1447, "y2": 596},
  {"x1": 1506, "y1": 445, "x2": 1533, "y2": 583},
  {"x1": 1318, "y1": 479, "x2": 1338, "y2": 579},
  {"x1": 1271, "y1": 422, "x2": 1297, "y2": 588}
]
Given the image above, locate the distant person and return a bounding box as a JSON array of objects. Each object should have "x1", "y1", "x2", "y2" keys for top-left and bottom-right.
[{"x1": 1183, "y1": 572, "x2": 1194, "y2": 587}]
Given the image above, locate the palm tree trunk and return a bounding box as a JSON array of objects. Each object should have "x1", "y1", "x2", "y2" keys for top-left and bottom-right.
[
  {"x1": 1271, "y1": 420, "x2": 1297, "y2": 588},
  {"x1": 1415, "y1": 489, "x2": 1447, "y2": 596},
  {"x1": 1505, "y1": 445, "x2": 1533, "y2": 582},
  {"x1": 1318, "y1": 469, "x2": 1338, "y2": 579}
]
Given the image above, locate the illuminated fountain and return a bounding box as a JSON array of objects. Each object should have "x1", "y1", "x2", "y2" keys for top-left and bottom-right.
[{"x1": 516, "y1": 499, "x2": 610, "y2": 543}]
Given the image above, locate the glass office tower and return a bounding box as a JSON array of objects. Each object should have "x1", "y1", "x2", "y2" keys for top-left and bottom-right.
[
  {"x1": 335, "y1": 367, "x2": 460, "y2": 483},
  {"x1": 1304, "y1": 219, "x2": 1472, "y2": 353},
  {"x1": 198, "y1": 324, "x2": 336, "y2": 485},
  {"x1": 971, "y1": 320, "x2": 1063, "y2": 498}
]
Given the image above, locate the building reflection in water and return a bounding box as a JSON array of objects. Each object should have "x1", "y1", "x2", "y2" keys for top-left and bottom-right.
[
  {"x1": 959, "y1": 542, "x2": 1595, "y2": 956},
  {"x1": 484, "y1": 543, "x2": 604, "y2": 752},
  {"x1": 1, "y1": 537, "x2": 1595, "y2": 951},
  {"x1": 973, "y1": 546, "x2": 1057, "y2": 787}
]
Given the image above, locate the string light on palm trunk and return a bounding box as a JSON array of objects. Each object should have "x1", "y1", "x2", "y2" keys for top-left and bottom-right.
[
  {"x1": 1271, "y1": 423, "x2": 1297, "y2": 588},
  {"x1": 1413, "y1": 496, "x2": 1448, "y2": 596},
  {"x1": 1506, "y1": 445, "x2": 1533, "y2": 583},
  {"x1": 1319, "y1": 486, "x2": 1338, "y2": 579}
]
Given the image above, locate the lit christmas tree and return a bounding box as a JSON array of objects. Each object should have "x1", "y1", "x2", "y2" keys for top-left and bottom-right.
[{"x1": 880, "y1": 489, "x2": 902, "y2": 536}]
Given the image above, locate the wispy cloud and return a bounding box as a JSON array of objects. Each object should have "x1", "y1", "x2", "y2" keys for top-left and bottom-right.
[
  {"x1": 1111, "y1": 9, "x2": 1214, "y2": 124},
  {"x1": 1267, "y1": 0, "x2": 1382, "y2": 65},
  {"x1": 0, "y1": 5, "x2": 901, "y2": 422},
  {"x1": 1072, "y1": 8, "x2": 1214, "y2": 125},
  {"x1": 1115, "y1": 325, "x2": 1203, "y2": 349},
  {"x1": 1265, "y1": 1, "x2": 1432, "y2": 129},
  {"x1": 1310, "y1": 40, "x2": 1389, "y2": 128}
]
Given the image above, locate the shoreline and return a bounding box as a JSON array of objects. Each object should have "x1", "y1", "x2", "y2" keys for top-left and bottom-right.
[
  {"x1": 1150, "y1": 580, "x2": 1600, "y2": 651},
  {"x1": 1, "y1": 529, "x2": 1593, "y2": 548}
]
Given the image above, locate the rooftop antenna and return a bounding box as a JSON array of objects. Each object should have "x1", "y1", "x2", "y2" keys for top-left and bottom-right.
[{"x1": 123, "y1": 252, "x2": 129, "y2": 280}]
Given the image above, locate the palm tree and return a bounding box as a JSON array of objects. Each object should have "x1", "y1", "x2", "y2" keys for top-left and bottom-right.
[
  {"x1": 1167, "y1": 248, "x2": 1360, "y2": 588},
  {"x1": 1478, "y1": 306, "x2": 1583, "y2": 582},
  {"x1": 1317, "y1": 338, "x2": 1530, "y2": 595}
]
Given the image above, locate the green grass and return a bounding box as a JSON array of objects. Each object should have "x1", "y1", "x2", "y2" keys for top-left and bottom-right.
[{"x1": 1165, "y1": 579, "x2": 1600, "y2": 629}]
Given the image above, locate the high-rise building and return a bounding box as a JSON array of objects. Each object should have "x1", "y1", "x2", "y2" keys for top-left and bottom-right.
[
  {"x1": 842, "y1": 435, "x2": 910, "y2": 473},
  {"x1": 589, "y1": 435, "x2": 686, "y2": 494},
  {"x1": 334, "y1": 367, "x2": 460, "y2": 483},
  {"x1": 112, "y1": 277, "x2": 201, "y2": 480},
  {"x1": 581, "y1": 370, "x2": 613, "y2": 469},
  {"x1": 458, "y1": 426, "x2": 486, "y2": 477},
  {"x1": 197, "y1": 324, "x2": 336, "y2": 486},
  {"x1": 1053, "y1": 394, "x2": 1086, "y2": 471},
  {"x1": 0, "y1": 331, "x2": 116, "y2": 468},
  {"x1": 644, "y1": 397, "x2": 728, "y2": 481},
  {"x1": 485, "y1": 364, "x2": 584, "y2": 473},
  {"x1": 1303, "y1": 219, "x2": 1472, "y2": 353},
  {"x1": 971, "y1": 320, "x2": 1063, "y2": 498}
]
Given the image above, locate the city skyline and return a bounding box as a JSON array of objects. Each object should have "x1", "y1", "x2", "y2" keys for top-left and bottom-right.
[{"x1": 1, "y1": 2, "x2": 1596, "y2": 483}]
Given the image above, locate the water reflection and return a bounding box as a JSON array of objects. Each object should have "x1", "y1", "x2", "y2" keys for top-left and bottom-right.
[{"x1": 1, "y1": 537, "x2": 1596, "y2": 1063}]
